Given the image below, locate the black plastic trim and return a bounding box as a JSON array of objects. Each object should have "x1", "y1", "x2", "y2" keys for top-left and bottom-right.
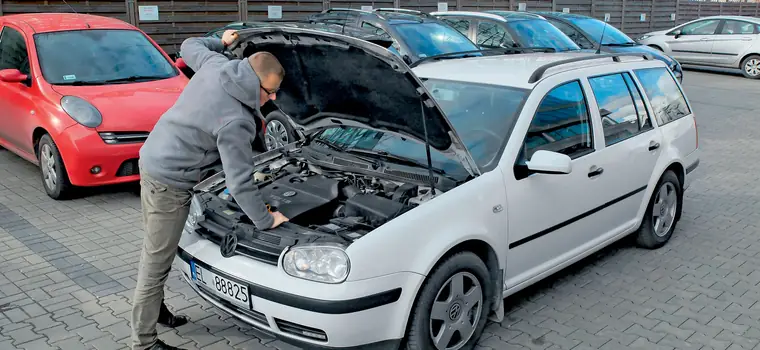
[
  {"x1": 686, "y1": 159, "x2": 700, "y2": 174},
  {"x1": 177, "y1": 247, "x2": 402, "y2": 314},
  {"x1": 509, "y1": 185, "x2": 648, "y2": 249}
]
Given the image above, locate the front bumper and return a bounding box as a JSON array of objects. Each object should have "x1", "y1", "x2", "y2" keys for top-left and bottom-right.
[
  {"x1": 56, "y1": 125, "x2": 143, "y2": 186},
  {"x1": 176, "y1": 231, "x2": 424, "y2": 349}
]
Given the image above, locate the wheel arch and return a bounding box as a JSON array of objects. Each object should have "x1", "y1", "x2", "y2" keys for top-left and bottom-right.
[
  {"x1": 664, "y1": 161, "x2": 685, "y2": 191},
  {"x1": 739, "y1": 52, "x2": 760, "y2": 68},
  {"x1": 404, "y1": 238, "x2": 504, "y2": 339},
  {"x1": 32, "y1": 127, "x2": 50, "y2": 157},
  {"x1": 648, "y1": 44, "x2": 663, "y2": 51}
]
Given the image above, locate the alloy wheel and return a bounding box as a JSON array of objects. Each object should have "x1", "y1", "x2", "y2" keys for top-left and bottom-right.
[
  {"x1": 429, "y1": 271, "x2": 483, "y2": 350},
  {"x1": 745, "y1": 58, "x2": 760, "y2": 77},
  {"x1": 265, "y1": 120, "x2": 289, "y2": 150},
  {"x1": 40, "y1": 144, "x2": 58, "y2": 191},
  {"x1": 652, "y1": 182, "x2": 678, "y2": 237}
]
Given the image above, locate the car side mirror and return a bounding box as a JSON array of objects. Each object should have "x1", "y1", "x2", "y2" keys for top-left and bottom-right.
[
  {"x1": 672, "y1": 30, "x2": 682, "y2": 39},
  {"x1": 175, "y1": 58, "x2": 188, "y2": 69},
  {"x1": 0, "y1": 69, "x2": 29, "y2": 84},
  {"x1": 525, "y1": 150, "x2": 572, "y2": 175}
]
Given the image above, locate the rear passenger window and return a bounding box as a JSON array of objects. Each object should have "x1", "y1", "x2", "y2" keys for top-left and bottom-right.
[
  {"x1": 523, "y1": 80, "x2": 593, "y2": 160},
  {"x1": 634, "y1": 67, "x2": 691, "y2": 125},
  {"x1": 589, "y1": 72, "x2": 653, "y2": 146}
]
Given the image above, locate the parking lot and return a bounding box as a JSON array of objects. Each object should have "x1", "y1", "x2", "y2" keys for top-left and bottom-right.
[{"x1": 0, "y1": 69, "x2": 757, "y2": 349}]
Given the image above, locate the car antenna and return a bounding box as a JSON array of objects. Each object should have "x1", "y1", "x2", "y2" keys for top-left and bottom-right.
[
  {"x1": 418, "y1": 97, "x2": 437, "y2": 195},
  {"x1": 61, "y1": 0, "x2": 78, "y2": 13},
  {"x1": 595, "y1": 18, "x2": 609, "y2": 54}
]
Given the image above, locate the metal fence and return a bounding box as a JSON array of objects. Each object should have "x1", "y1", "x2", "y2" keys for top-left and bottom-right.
[{"x1": 1, "y1": 0, "x2": 758, "y2": 54}]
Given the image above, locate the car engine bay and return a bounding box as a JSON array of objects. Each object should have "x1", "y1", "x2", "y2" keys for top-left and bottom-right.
[{"x1": 191, "y1": 147, "x2": 444, "y2": 263}]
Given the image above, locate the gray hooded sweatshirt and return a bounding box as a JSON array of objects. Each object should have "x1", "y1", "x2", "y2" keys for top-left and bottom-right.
[{"x1": 139, "y1": 37, "x2": 274, "y2": 230}]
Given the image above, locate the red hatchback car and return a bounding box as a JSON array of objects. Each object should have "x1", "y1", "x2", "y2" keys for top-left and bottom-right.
[{"x1": 0, "y1": 13, "x2": 188, "y2": 199}]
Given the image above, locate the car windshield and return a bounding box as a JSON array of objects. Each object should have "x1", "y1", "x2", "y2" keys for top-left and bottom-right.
[
  {"x1": 568, "y1": 18, "x2": 635, "y2": 45},
  {"x1": 392, "y1": 22, "x2": 479, "y2": 58},
  {"x1": 34, "y1": 29, "x2": 177, "y2": 85},
  {"x1": 506, "y1": 19, "x2": 581, "y2": 51},
  {"x1": 310, "y1": 79, "x2": 528, "y2": 175}
]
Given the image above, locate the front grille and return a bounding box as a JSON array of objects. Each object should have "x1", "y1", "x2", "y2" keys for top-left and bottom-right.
[
  {"x1": 116, "y1": 158, "x2": 140, "y2": 177},
  {"x1": 274, "y1": 318, "x2": 328, "y2": 342},
  {"x1": 99, "y1": 132, "x2": 149, "y2": 144},
  {"x1": 195, "y1": 221, "x2": 283, "y2": 266}
]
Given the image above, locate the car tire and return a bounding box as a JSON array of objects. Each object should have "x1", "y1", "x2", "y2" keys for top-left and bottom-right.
[
  {"x1": 635, "y1": 170, "x2": 682, "y2": 249},
  {"x1": 37, "y1": 134, "x2": 74, "y2": 200},
  {"x1": 741, "y1": 55, "x2": 760, "y2": 79},
  {"x1": 404, "y1": 251, "x2": 492, "y2": 350},
  {"x1": 264, "y1": 111, "x2": 298, "y2": 151}
]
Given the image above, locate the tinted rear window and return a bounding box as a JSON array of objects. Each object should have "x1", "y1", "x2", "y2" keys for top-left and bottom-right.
[
  {"x1": 34, "y1": 29, "x2": 177, "y2": 85},
  {"x1": 634, "y1": 67, "x2": 691, "y2": 125}
]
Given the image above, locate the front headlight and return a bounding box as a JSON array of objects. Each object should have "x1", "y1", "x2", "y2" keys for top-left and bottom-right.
[
  {"x1": 638, "y1": 35, "x2": 651, "y2": 41},
  {"x1": 60, "y1": 96, "x2": 102, "y2": 128},
  {"x1": 282, "y1": 243, "x2": 350, "y2": 284},
  {"x1": 185, "y1": 195, "x2": 204, "y2": 231}
]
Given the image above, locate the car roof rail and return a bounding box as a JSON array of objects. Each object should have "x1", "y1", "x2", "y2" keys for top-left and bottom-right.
[
  {"x1": 409, "y1": 47, "x2": 557, "y2": 68},
  {"x1": 528, "y1": 53, "x2": 654, "y2": 83},
  {"x1": 324, "y1": 8, "x2": 373, "y2": 14},
  {"x1": 373, "y1": 8, "x2": 426, "y2": 15}
]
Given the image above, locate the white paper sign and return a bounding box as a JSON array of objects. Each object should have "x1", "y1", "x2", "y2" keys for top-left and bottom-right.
[
  {"x1": 671, "y1": 13, "x2": 676, "y2": 21},
  {"x1": 437, "y1": 2, "x2": 448, "y2": 12},
  {"x1": 604, "y1": 13, "x2": 610, "y2": 22},
  {"x1": 518, "y1": 3, "x2": 527, "y2": 11},
  {"x1": 268, "y1": 5, "x2": 283, "y2": 19},
  {"x1": 640, "y1": 13, "x2": 646, "y2": 22},
  {"x1": 361, "y1": 5, "x2": 373, "y2": 11},
  {"x1": 562, "y1": 8, "x2": 570, "y2": 13},
  {"x1": 138, "y1": 5, "x2": 159, "y2": 21}
]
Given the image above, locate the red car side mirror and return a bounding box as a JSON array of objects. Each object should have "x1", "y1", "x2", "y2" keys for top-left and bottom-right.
[
  {"x1": 0, "y1": 69, "x2": 29, "y2": 84},
  {"x1": 175, "y1": 58, "x2": 188, "y2": 69}
]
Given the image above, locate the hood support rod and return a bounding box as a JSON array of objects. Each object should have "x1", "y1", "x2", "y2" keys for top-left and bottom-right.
[{"x1": 419, "y1": 98, "x2": 437, "y2": 195}]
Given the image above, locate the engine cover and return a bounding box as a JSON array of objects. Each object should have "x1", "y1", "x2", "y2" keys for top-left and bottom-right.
[{"x1": 259, "y1": 174, "x2": 340, "y2": 219}]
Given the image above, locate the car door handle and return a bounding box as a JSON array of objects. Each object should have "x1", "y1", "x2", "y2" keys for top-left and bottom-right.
[
  {"x1": 588, "y1": 166, "x2": 604, "y2": 178},
  {"x1": 648, "y1": 141, "x2": 660, "y2": 151},
  {"x1": 700, "y1": 38, "x2": 709, "y2": 41}
]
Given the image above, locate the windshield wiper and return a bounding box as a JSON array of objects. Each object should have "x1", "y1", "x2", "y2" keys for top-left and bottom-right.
[
  {"x1": 101, "y1": 75, "x2": 172, "y2": 83},
  {"x1": 343, "y1": 148, "x2": 448, "y2": 175},
  {"x1": 603, "y1": 42, "x2": 638, "y2": 47}
]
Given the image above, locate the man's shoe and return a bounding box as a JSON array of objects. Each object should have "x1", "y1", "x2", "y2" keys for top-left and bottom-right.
[
  {"x1": 148, "y1": 339, "x2": 186, "y2": 350},
  {"x1": 157, "y1": 301, "x2": 189, "y2": 328}
]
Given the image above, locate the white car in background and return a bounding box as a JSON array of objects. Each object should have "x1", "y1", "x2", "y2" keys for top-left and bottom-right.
[
  {"x1": 176, "y1": 27, "x2": 699, "y2": 349},
  {"x1": 637, "y1": 15, "x2": 760, "y2": 79}
]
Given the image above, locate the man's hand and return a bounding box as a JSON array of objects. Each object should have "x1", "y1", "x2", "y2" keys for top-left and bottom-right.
[
  {"x1": 222, "y1": 30, "x2": 239, "y2": 47},
  {"x1": 270, "y1": 211, "x2": 289, "y2": 229}
]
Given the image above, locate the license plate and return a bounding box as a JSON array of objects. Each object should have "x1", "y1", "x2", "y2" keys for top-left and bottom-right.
[{"x1": 191, "y1": 261, "x2": 250, "y2": 310}]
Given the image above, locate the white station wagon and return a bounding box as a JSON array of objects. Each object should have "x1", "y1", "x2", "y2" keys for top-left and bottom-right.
[{"x1": 176, "y1": 27, "x2": 700, "y2": 350}]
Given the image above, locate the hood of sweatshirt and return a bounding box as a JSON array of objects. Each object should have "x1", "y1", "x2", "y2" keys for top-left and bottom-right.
[{"x1": 219, "y1": 59, "x2": 263, "y2": 114}]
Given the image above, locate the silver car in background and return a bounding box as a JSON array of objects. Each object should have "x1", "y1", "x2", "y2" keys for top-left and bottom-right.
[{"x1": 637, "y1": 15, "x2": 760, "y2": 79}]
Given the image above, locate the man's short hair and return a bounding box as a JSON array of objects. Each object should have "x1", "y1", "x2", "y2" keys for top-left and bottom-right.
[{"x1": 249, "y1": 52, "x2": 285, "y2": 81}]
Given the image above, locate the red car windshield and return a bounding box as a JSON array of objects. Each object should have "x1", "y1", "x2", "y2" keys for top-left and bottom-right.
[{"x1": 34, "y1": 29, "x2": 177, "y2": 85}]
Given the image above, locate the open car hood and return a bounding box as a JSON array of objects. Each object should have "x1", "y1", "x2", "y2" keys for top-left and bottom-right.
[{"x1": 230, "y1": 27, "x2": 480, "y2": 176}]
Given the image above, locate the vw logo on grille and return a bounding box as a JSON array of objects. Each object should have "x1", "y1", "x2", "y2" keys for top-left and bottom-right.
[
  {"x1": 220, "y1": 232, "x2": 238, "y2": 258},
  {"x1": 283, "y1": 190, "x2": 297, "y2": 197}
]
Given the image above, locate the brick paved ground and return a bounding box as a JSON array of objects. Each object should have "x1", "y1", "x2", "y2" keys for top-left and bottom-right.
[{"x1": 1, "y1": 69, "x2": 760, "y2": 350}]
